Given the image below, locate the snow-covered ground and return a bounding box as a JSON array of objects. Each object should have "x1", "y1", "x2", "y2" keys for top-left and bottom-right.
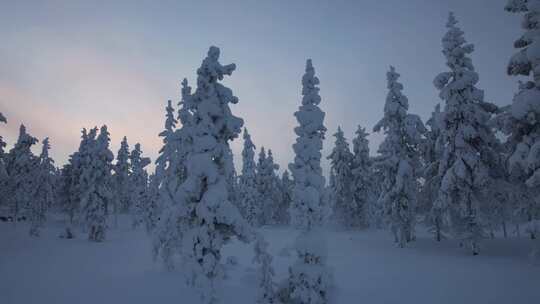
[{"x1": 1, "y1": 217, "x2": 538, "y2": 304}]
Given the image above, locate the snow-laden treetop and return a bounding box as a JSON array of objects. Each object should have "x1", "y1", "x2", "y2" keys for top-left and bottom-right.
[
  {"x1": 301, "y1": 59, "x2": 322, "y2": 106},
  {"x1": 381, "y1": 66, "x2": 408, "y2": 123},
  {"x1": 15, "y1": 125, "x2": 38, "y2": 149},
  {"x1": 434, "y1": 12, "x2": 488, "y2": 113},
  {"x1": 242, "y1": 128, "x2": 256, "y2": 165},
  {"x1": 40, "y1": 137, "x2": 51, "y2": 160},
  {"x1": 188, "y1": 46, "x2": 243, "y2": 146}
]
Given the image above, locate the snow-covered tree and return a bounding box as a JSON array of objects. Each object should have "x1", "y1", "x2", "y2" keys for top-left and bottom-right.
[
  {"x1": 277, "y1": 170, "x2": 293, "y2": 226},
  {"x1": 130, "y1": 143, "x2": 150, "y2": 227},
  {"x1": 0, "y1": 113, "x2": 8, "y2": 209},
  {"x1": 156, "y1": 81, "x2": 194, "y2": 214},
  {"x1": 29, "y1": 137, "x2": 56, "y2": 236},
  {"x1": 155, "y1": 99, "x2": 177, "y2": 183},
  {"x1": 289, "y1": 59, "x2": 327, "y2": 230},
  {"x1": 256, "y1": 148, "x2": 281, "y2": 225},
  {"x1": 373, "y1": 66, "x2": 425, "y2": 247},
  {"x1": 142, "y1": 173, "x2": 161, "y2": 233},
  {"x1": 113, "y1": 136, "x2": 131, "y2": 217},
  {"x1": 421, "y1": 104, "x2": 447, "y2": 241},
  {"x1": 495, "y1": 0, "x2": 540, "y2": 239},
  {"x1": 433, "y1": 12, "x2": 499, "y2": 254},
  {"x1": 152, "y1": 83, "x2": 195, "y2": 270},
  {"x1": 238, "y1": 127, "x2": 261, "y2": 226},
  {"x1": 328, "y1": 126, "x2": 355, "y2": 228},
  {"x1": 153, "y1": 46, "x2": 253, "y2": 303},
  {"x1": 351, "y1": 125, "x2": 374, "y2": 228},
  {"x1": 368, "y1": 157, "x2": 386, "y2": 228},
  {"x1": 5, "y1": 125, "x2": 38, "y2": 221},
  {"x1": 57, "y1": 128, "x2": 95, "y2": 225},
  {"x1": 155, "y1": 100, "x2": 180, "y2": 206},
  {"x1": 81, "y1": 126, "x2": 114, "y2": 242},
  {"x1": 286, "y1": 59, "x2": 331, "y2": 304},
  {"x1": 253, "y1": 234, "x2": 278, "y2": 304}
]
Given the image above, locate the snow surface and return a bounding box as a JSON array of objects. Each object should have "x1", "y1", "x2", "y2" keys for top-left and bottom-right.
[{"x1": 0, "y1": 216, "x2": 538, "y2": 304}]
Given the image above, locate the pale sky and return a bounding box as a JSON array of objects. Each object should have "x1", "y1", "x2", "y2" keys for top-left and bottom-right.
[{"x1": 0, "y1": 0, "x2": 522, "y2": 175}]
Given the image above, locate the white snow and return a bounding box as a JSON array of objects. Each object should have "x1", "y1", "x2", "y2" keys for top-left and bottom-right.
[{"x1": 0, "y1": 217, "x2": 538, "y2": 304}]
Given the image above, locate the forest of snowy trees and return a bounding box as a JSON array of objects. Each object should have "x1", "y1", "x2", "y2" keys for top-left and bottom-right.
[{"x1": 2, "y1": 3, "x2": 540, "y2": 304}]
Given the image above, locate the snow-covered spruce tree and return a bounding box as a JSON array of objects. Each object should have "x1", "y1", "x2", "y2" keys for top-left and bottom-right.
[
  {"x1": 5, "y1": 125, "x2": 38, "y2": 222},
  {"x1": 152, "y1": 85, "x2": 195, "y2": 270},
  {"x1": 113, "y1": 136, "x2": 131, "y2": 217},
  {"x1": 253, "y1": 234, "x2": 278, "y2": 304},
  {"x1": 155, "y1": 100, "x2": 180, "y2": 206},
  {"x1": 495, "y1": 0, "x2": 540, "y2": 239},
  {"x1": 227, "y1": 151, "x2": 241, "y2": 208},
  {"x1": 433, "y1": 13, "x2": 499, "y2": 254},
  {"x1": 368, "y1": 157, "x2": 386, "y2": 228},
  {"x1": 238, "y1": 127, "x2": 261, "y2": 226},
  {"x1": 142, "y1": 173, "x2": 160, "y2": 233},
  {"x1": 266, "y1": 150, "x2": 282, "y2": 224},
  {"x1": 373, "y1": 66, "x2": 426, "y2": 248},
  {"x1": 153, "y1": 47, "x2": 253, "y2": 303},
  {"x1": 130, "y1": 143, "x2": 151, "y2": 228},
  {"x1": 0, "y1": 113, "x2": 7, "y2": 209},
  {"x1": 257, "y1": 148, "x2": 281, "y2": 225},
  {"x1": 56, "y1": 163, "x2": 74, "y2": 223},
  {"x1": 29, "y1": 137, "x2": 56, "y2": 236},
  {"x1": 156, "y1": 81, "x2": 193, "y2": 213},
  {"x1": 327, "y1": 126, "x2": 355, "y2": 228},
  {"x1": 58, "y1": 128, "x2": 95, "y2": 225},
  {"x1": 278, "y1": 170, "x2": 293, "y2": 226},
  {"x1": 155, "y1": 99, "x2": 177, "y2": 183},
  {"x1": 421, "y1": 104, "x2": 447, "y2": 241},
  {"x1": 286, "y1": 59, "x2": 331, "y2": 304},
  {"x1": 351, "y1": 125, "x2": 374, "y2": 228},
  {"x1": 80, "y1": 126, "x2": 114, "y2": 242}
]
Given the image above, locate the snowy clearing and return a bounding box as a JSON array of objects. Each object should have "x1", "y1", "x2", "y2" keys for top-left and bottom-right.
[{"x1": 1, "y1": 217, "x2": 538, "y2": 304}]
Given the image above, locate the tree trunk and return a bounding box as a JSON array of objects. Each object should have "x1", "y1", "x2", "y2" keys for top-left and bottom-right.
[{"x1": 502, "y1": 221, "x2": 507, "y2": 238}]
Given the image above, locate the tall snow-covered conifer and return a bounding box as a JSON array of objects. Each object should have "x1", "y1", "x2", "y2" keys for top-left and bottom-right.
[
  {"x1": 277, "y1": 170, "x2": 293, "y2": 225},
  {"x1": 496, "y1": 0, "x2": 540, "y2": 239},
  {"x1": 239, "y1": 127, "x2": 260, "y2": 226},
  {"x1": 60, "y1": 128, "x2": 95, "y2": 225},
  {"x1": 152, "y1": 83, "x2": 195, "y2": 270},
  {"x1": 0, "y1": 113, "x2": 7, "y2": 208},
  {"x1": 130, "y1": 143, "x2": 151, "y2": 227},
  {"x1": 81, "y1": 126, "x2": 114, "y2": 242},
  {"x1": 153, "y1": 47, "x2": 252, "y2": 303},
  {"x1": 29, "y1": 137, "x2": 55, "y2": 236},
  {"x1": 433, "y1": 13, "x2": 499, "y2": 254},
  {"x1": 142, "y1": 173, "x2": 160, "y2": 233},
  {"x1": 351, "y1": 125, "x2": 374, "y2": 227},
  {"x1": 113, "y1": 136, "x2": 131, "y2": 216},
  {"x1": 373, "y1": 66, "x2": 425, "y2": 247},
  {"x1": 328, "y1": 126, "x2": 355, "y2": 228},
  {"x1": 256, "y1": 147, "x2": 281, "y2": 225},
  {"x1": 287, "y1": 59, "x2": 331, "y2": 304},
  {"x1": 421, "y1": 104, "x2": 447, "y2": 241},
  {"x1": 5, "y1": 125, "x2": 38, "y2": 221}
]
